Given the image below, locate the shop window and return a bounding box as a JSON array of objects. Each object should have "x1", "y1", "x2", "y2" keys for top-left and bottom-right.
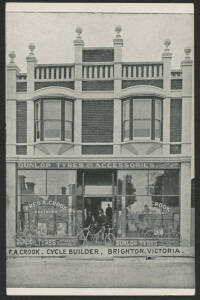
[
  {"x1": 122, "y1": 98, "x2": 163, "y2": 142},
  {"x1": 16, "y1": 170, "x2": 77, "y2": 246},
  {"x1": 117, "y1": 170, "x2": 180, "y2": 245},
  {"x1": 34, "y1": 99, "x2": 73, "y2": 142}
]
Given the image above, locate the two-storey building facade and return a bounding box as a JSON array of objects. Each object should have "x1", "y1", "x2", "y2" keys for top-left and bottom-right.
[{"x1": 6, "y1": 26, "x2": 193, "y2": 249}]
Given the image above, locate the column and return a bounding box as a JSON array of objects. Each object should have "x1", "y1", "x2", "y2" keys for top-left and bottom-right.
[
  {"x1": 74, "y1": 99, "x2": 82, "y2": 155},
  {"x1": 181, "y1": 47, "x2": 193, "y2": 155},
  {"x1": 121, "y1": 175, "x2": 127, "y2": 238},
  {"x1": 6, "y1": 162, "x2": 17, "y2": 247},
  {"x1": 67, "y1": 184, "x2": 75, "y2": 237},
  {"x1": 74, "y1": 27, "x2": 84, "y2": 155},
  {"x1": 113, "y1": 26, "x2": 123, "y2": 155},
  {"x1": 26, "y1": 43, "x2": 37, "y2": 155},
  {"x1": 180, "y1": 162, "x2": 191, "y2": 246},
  {"x1": 162, "y1": 39, "x2": 172, "y2": 155},
  {"x1": 6, "y1": 52, "x2": 19, "y2": 156}
]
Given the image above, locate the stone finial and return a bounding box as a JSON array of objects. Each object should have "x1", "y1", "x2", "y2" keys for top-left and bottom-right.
[
  {"x1": 164, "y1": 39, "x2": 171, "y2": 51},
  {"x1": 184, "y1": 46, "x2": 191, "y2": 60},
  {"x1": 115, "y1": 25, "x2": 122, "y2": 38},
  {"x1": 162, "y1": 39, "x2": 172, "y2": 59},
  {"x1": 8, "y1": 51, "x2": 16, "y2": 63},
  {"x1": 28, "y1": 43, "x2": 35, "y2": 56},
  {"x1": 76, "y1": 26, "x2": 82, "y2": 39}
]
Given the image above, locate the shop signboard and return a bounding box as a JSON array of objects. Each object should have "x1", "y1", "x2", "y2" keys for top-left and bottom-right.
[{"x1": 17, "y1": 161, "x2": 181, "y2": 170}]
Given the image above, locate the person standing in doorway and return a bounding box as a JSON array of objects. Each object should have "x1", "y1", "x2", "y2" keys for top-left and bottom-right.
[{"x1": 105, "y1": 203, "x2": 112, "y2": 225}]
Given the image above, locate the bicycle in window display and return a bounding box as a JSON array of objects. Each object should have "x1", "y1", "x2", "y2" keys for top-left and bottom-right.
[{"x1": 144, "y1": 226, "x2": 182, "y2": 240}]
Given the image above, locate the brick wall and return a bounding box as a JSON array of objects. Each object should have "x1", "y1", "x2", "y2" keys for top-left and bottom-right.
[
  {"x1": 34, "y1": 81, "x2": 74, "y2": 90},
  {"x1": 170, "y1": 99, "x2": 182, "y2": 142},
  {"x1": 82, "y1": 145, "x2": 113, "y2": 154},
  {"x1": 16, "y1": 101, "x2": 27, "y2": 143},
  {"x1": 16, "y1": 82, "x2": 27, "y2": 92},
  {"x1": 122, "y1": 79, "x2": 163, "y2": 89},
  {"x1": 171, "y1": 79, "x2": 182, "y2": 90},
  {"x1": 82, "y1": 80, "x2": 114, "y2": 91},
  {"x1": 82, "y1": 100, "x2": 113, "y2": 143},
  {"x1": 83, "y1": 48, "x2": 114, "y2": 62}
]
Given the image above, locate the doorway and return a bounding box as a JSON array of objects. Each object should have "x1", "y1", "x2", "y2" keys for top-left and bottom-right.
[
  {"x1": 77, "y1": 169, "x2": 116, "y2": 227},
  {"x1": 84, "y1": 197, "x2": 113, "y2": 225}
]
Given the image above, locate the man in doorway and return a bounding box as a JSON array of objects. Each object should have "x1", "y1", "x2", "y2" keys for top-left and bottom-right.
[{"x1": 105, "y1": 203, "x2": 112, "y2": 225}]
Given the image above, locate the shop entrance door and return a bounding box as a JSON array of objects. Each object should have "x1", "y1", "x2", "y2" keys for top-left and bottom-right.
[
  {"x1": 84, "y1": 197, "x2": 113, "y2": 225},
  {"x1": 77, "y1": 170, "x2": 116, "y2": 228}
]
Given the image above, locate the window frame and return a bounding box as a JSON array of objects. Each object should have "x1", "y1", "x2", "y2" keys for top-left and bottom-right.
[
  {"x1": 122, "y1": 96, "x2": 163, "y2": 142},
  {"x1": 122, "y1": 99, "x2": 130, "y2": 142},
  {"x1": 133, "y1": 98, "x2": 152, "y2": 141},
  {"x1": 34, "y1": 98, "x2": 74, "y2": 143}
]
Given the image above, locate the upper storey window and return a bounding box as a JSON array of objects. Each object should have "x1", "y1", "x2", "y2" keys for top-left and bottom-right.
[
  {"x1": 122, "y1": 97, "x2": 163, "y2": 142},
  {"x1": 34, "y1": 99, "x2": 73, "y2": 142}
]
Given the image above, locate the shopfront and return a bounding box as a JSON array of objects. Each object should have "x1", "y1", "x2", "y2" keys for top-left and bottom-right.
[{"x1": 15, "y1": 160, "x2": 181, "y2": 247}]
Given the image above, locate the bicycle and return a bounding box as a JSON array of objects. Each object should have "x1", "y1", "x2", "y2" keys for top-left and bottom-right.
[
  {"x1": 76, "y1": 225, "x2": 94, "y2": 245},
  {"x1": 104, "y1": 225, "x2": 116, "y2": 246}
]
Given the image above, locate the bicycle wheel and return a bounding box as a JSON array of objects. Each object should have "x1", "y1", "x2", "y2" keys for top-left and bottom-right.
[
  {"x1": 105, "y1": 233, "x2": 115, "y2": 246},
  {"x1": 144, "y1": 230, "x2": 154, "y2": 238},
  {"x1": 170, "y1": 231, "x2": 181, "y2": 240},
  {"x1": 76, "y1": 231, "x2": 85, "y2": 244},
  {"x1": 86, "y1": 231, "x2": 94, "y2": 243}
]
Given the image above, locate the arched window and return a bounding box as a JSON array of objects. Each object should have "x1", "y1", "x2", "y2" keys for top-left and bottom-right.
[{"x1": 34, "y1": 98, "x2": 73, "y2": 142}]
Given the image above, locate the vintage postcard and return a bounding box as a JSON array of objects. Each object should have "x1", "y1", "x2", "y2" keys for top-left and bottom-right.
[{"x1": 6, "y1": 2, "x2": 195, "y2": 296}]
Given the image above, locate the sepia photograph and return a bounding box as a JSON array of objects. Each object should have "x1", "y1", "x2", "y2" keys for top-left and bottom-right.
[{"x1": 5, "y1": 2, "x2": 194, "y2": 296}]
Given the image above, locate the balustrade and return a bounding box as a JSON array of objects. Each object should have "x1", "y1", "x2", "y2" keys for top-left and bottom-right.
[
  {"x1": 122, "y1": 62, "x2": 163, "y2": 79},
  {"x1": 82, "y1": 63, "x2": 114, "y2": 80},
  {"x1": 34, "y1": 64, "x2": 74, "y2": 81}
]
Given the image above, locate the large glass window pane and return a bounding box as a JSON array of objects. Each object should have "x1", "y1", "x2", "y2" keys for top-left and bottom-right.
[
  {"x1": 65, "y1": 101, "x2": 72, "y2": 121},
  {"x1": 65, "y1": 121, "x2": 72, "y2": 140},
  {"x1": 123, "y1": 100, "x2": 130, "y2": 120},
  {"x1": 44, "y1": 120, "x2": 61, "y2": 138},
  {"x1": 47, "y1": 170, "x2": 76, "y2": 195},
  {"x1": 117, "y1": 170, "x2": 149, "y2": 195},
  {"x1": 134, "y1": 119, "x2": 151, "y2": 137},
  {"x1": 123, "y1": 120, "x2": 129, "y2": 139},
  {"x1": 155, "y1": 100, "x2": 161, "y2": 120},
  {"x1": 149, "y1": 170, "x2": 179, "y2": 196},
  {"x1": 17, "y1": 170, "x2": 46, "y2": 195},
  {"x1": 134, "y1": 99, "x2": 151, "y2": 118},
  {"x1": 43, "y1": 100, "x2": 61, "y2": 119},
  {"x1": 36, "y1": 121, "x2": 40, "y2": 139},
  {"x1": 126, "y1": 195, "x2": 163, "y2": 238},
  {"x1": 35, "y1": 102, "x2": 40, "y2": 120},
  {"x1": 155, "y1": 119, "x2": 161, "y2": 138}
]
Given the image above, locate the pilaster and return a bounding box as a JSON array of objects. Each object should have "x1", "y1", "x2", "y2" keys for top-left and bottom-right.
[
  {"x1": 74, "y1": 99, "x2": 82, "y2": 155},
  {"x1": 6, "y1": 162, "x2": 16, "y2": 247},
  {"x1": 73, "y1": 28, "x2": 84, "y2": 155},
  {"x1": 6, "y1": 52, "x2": 19, "y2": 156},
  {"x1": 181, "y1": 47, "x2": 193, "y2": 155},
  {"x1": 180, "y1": 162, "x2": 191, "y2": 246},
  {"x1": 74, "y1": 27, "x2": 84, "y2": 95},
  {"x1": 113, "y1": 26, "x2": 123, "y2": 155},
  {"x1": 162, "y1": 39, "x2": 172, "y2": 155},
  {"x1": 26, "y1": 43, "x2": 37, "y2": 155}
]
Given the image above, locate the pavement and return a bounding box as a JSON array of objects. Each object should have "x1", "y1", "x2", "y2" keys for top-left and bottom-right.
[{"x1": 6, "y1": 256, "x2": 195, "y2": 289}]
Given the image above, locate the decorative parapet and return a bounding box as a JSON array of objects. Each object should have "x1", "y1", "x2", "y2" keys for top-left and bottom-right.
[
  {"x1": 122, "y1": 62, "x2": 163, "y2": 79},
  {"x1": 34, "y1": 64, "x2": 75, "y2": 81},
  {"x1": 82, "y1": 62, "x2": 114, "y2": 80}
]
